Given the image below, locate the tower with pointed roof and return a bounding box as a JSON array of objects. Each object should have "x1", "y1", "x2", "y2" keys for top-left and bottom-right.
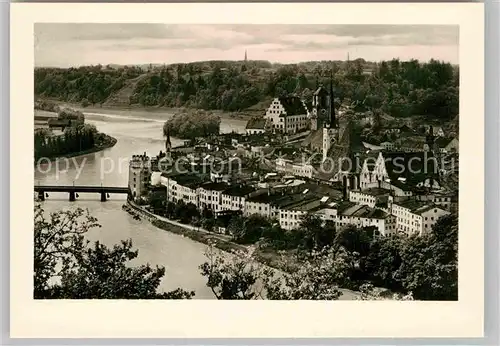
[
  {"x1": 165, "y1": 130, "x2": 172, "y2": 159},
  {"x1": 244, "y1": 49, "x2": 247, "y2": 62},
  {"x1": 322, "y1": 72, "x2": 340, "y2": 161}
]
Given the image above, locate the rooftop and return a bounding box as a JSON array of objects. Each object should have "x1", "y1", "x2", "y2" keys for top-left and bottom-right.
[
  {"x1": 277, "y1": 96, "x2": 308, "y2": 117},
  {"x1": 198, "y1": 181, "x2": 229, "y2": 192},
  {"x1": 246, "y1": 117, "x2": 267, "y2": 130},
  {"x1": 361, "y1": 188, "x2": 392, "y2": 197},
  {"x1": 338, "y1": 203, "x2": 391, "y2": 219},
  {"x1": 395, "y1": 199, "x2": 430, "y2": 212},
  {"x1": 222, "y1": 185, "x2": 256, "y2": 197}
]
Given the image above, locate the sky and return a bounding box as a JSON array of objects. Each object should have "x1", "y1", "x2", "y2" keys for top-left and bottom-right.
[{"x1": 34, "y1": 24, "x2": 459, "y2": 67}]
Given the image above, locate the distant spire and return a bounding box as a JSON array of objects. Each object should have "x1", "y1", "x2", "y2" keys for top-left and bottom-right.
[
  {"x1": 244, "y1": 49, "x2": 247, "y2": 62},
  {"x1": 329, "y1": 71, "x2": 336, "y2": 127},
  {"x1": 347, "y1": 52, "x2": 350, "y2": 62},
  {"x1": 165, "y1": 129, "x2": 172, "y2": 151}
]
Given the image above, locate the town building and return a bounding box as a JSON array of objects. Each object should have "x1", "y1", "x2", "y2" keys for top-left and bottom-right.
[
  {"x1": 245, "y1": 117, "x2": 267, "y2": 135},
  {"x1": 389, "y1": 198, "x2": 450, "y2": 235},
  {"x1": 316, "y1": 201, "x2": 396, "y2": 235},
  {"x1": 197, "y1": 181, "x2": 228, "y2": 213},
  {"x1": 128, "y1": 153, "x2": 152, "y2": 200},
  {"x1": 349, "y1": 188, "x2": 391, "y2": 209},
  {"x1": 264, "y1": 96, "x2": 309, "y2": 134},
  {"x1": 359, "y1": 151, "x2": 440, "y2": 191},
  {"x1": 276, "y1": 157, "x2": 314, "y2": 179},
  {"x1": 221, "y1": 185, "x2": 257, "y2": 211},
  {"x1": 278, "y1": 196, "x2": 324, "y2": 230},
  {"x1": 160, "y1": 172, "x2": 207, "y2": 205}
]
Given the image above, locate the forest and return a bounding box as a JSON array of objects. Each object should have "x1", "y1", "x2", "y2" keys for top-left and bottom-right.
[
  {"x1": 34, "y1": 124, "x2": 110, "y2": 161},
  {"x1": 34, "y1": 59, "x2": 459, "y2": 122},
  {"x1": 162, "y1": 111, "x2": 221, "y2": 140}
]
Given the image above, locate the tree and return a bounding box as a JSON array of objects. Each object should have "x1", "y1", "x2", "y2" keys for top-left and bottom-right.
[
  {"x1": 148, "y1": 189, "x2": 167, "y2": 214},
  {"x1": 34, "y1": 204, "x2": 194, "y2": 299},
  {"x1": 396, "y1": 215, "x2": 458, "y2": 300},
  {"x1": 199, "y1": 243, "x2": 265, "y2": 299},
  {"x1": 199, "y1": 243, "x2": 351, "y2": 300}
]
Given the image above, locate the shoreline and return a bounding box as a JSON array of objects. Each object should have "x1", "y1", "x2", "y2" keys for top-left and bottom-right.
[
  {"x1": 37, "y1": 98, "x2": 257, "y2": 121},
  {"x1": 34, "y1": 134, "x2": 117, "y2": 166},
  {"x1": 126, "y1": 200, "x2": 364, "y2": 300}
]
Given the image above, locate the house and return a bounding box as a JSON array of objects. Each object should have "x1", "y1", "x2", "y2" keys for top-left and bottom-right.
[
  {"x1": 349, "y1": 188, "x2": 391, "y2": 209},
  {"x1": 329, "y1": 201, "x2": 397, "y2": 236},
  {"x1": 221, "y1": 185, "x2": 256, "y2": 211},
  {"x1": 276, "y1": 157, "x2": 314, "y2": 179},
  {"x1": 278, "y1": 196, "x2": 324, "y2": 230},
  {"x1": 197, "y1": 181, "x2": 228, "y2": 213},
  {"x1": 244, "y1": 191, "x2": 282, "y2": 219},
  {"x1": 160, "y1": 172, "x2": 207, "y2": 205},
  {"x1": 380, "y1": 142, "x2": 395, "y2": 151},
  {"x1": 264, "y1": 96, "x2": 309, "y2": 134},
  {"x1": 245, "y1": 117, "x2": 267, "y2": 135},
  {"x1": 389, "y1": 198, "x2": 450, "y2": 235}
]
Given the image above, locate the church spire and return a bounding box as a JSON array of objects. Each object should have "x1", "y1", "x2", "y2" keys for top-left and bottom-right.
[
  {"x1": 244, "y1": 49, "x2": 247, "y2": 62},
  {"x1": 165, "y1": 129, "x2": 172, "y2": 152},
  {"x1": 329, "y1": 71, "x2": 336, "y2": 128}
]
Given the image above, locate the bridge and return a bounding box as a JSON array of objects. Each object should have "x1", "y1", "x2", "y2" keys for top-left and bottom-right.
[{"x1": 34, "y1": 185, "x2": 130, "y2": 202}]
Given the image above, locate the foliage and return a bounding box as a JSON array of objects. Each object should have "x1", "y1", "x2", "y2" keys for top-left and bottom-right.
[
  {"x1": 34, "y1": 123, "x2": 100, "y2": 160},
  {"x1": 35, "y1": 59, "x2": 459, "y2": 122},
  {"x1": 34, "y1": 204, "x2": 194, "y2": 299},
  {"x1": 199, "y1": 243, "x2": 349, "y2": 300},
  {"x1": 396, "y1": 214, "x2": 458, "y2": 300},
  {"x1": 163, "y1": 111, "x2": 221, "y2": 140},
  {"x1": 34, "y1": 65, "x2": 142, "y2": 105}
]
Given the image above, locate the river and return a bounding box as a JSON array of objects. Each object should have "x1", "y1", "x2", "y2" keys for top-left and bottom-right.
[{"x1": 34, "y1": 109, "x2": 248, "y2": 299}]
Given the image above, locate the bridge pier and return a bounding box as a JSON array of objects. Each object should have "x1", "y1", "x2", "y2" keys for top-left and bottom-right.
[
  {"x1": 100, "y1": 192, "x2": 107, "y2": 202},
  {"x1": 38, "y1": 191, "x2": 45, "y2": 201},
  {"x1": 69, "y1": 191, "x2": 76, "y2": 202}
]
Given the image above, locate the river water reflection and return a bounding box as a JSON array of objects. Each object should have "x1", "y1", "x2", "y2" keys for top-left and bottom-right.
[{"x1": 35, "y1": 109, "x2": 248, "y2": 299}]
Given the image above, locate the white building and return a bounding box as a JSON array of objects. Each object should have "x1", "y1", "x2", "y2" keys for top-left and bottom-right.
[
  {"x1": 349, "y1": 188, "x2": 391, "y2": 209},
  {"x1": 380, "y1": 142, "x2": 395, "y2": 151},
  {"x1": 390, "y1": 198, "x2": 450, "y2": 235},
  {"x1": 197, "y1": 182, "x2": 228, "y2": 213},
  {"x1": 276, "y1": 158, "x2": 314, "y2": 179},
  {"x1": 160, "y1": 173, "x2": 204, "y2": 206},
  {"x1": 264, "y1": 96, "x2": 309, "y2": 134},
  {"x1": 278, "y1": 197, "x2": 323, "y2": 230},
  {"x1": 220, "y1": 185, "x2": 256, "y2": 212},
  {"x1": 334, "y1": 202, "x2": 397, "y2": 236}
]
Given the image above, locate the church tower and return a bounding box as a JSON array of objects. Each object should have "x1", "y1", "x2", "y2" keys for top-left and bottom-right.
[
  {"x1": 165, "y1": 130, "x2": 172, "y2": 159},
  {"x1": 311, "y1": 84, "x2": 329, "y2": 131},
  {"x1": 322, "y1": 76, "x2": 339, "y2": 161},
  {"x1": 244, "y1": 49, "x2": 247, "y2": 62}
]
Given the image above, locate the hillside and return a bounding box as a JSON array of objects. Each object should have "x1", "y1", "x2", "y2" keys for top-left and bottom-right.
[
  {"x1": 103, "y1": 74, "x2": 150, "y2": 107},
  {"x1": 34, "y1": 59, "x2": 459, "y2": 123}
]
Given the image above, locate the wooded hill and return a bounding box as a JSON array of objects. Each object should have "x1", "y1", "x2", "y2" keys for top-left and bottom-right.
[{"x1": 35, "y1": 59, "x2": 459, "y2": 123}]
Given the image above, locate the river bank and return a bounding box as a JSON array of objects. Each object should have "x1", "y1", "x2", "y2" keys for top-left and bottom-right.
[
  {"x1": 126, "y1": 200, "x2": 363, "y2": 300},
  {"x1": 38, "y1": 98, "x2": 258, "y2": 122}
]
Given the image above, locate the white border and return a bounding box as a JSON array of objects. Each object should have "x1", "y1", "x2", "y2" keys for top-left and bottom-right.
[{"x1": 10, "y1": 3, "x2": 484, "y2": 339}]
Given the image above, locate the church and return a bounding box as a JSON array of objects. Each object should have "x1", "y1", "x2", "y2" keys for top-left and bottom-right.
[{"x1": 302, "y1": 78, "x2": 357, "y2": 183}]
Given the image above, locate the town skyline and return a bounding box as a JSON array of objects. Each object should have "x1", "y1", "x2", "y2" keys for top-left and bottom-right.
[{"x1": 35, "y1": 24, "x2": 459, "y2": 68}]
